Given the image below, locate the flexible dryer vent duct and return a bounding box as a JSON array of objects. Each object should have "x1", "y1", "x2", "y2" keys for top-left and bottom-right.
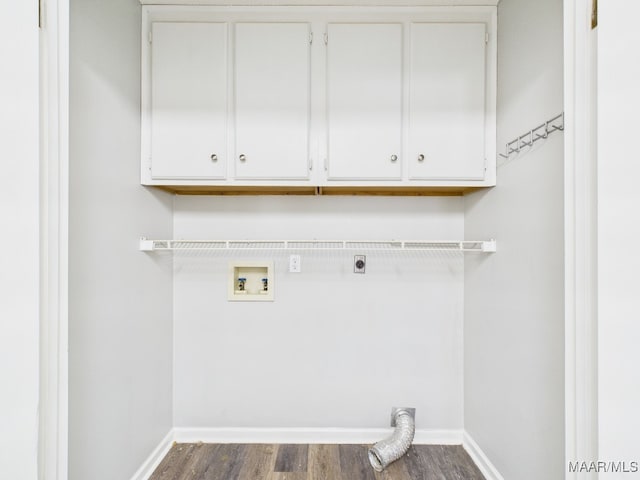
[{"x1": 368, "y1": 407, "x2": 416, "y2": 472}]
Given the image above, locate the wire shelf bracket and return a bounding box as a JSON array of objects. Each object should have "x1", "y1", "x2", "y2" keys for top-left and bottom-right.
[
  {"x1": 498, "y1": 112, "x2": 564, "y2": 159},
  {"x1": 139, "y1": 238, "x2": 497, "y2": 253}
]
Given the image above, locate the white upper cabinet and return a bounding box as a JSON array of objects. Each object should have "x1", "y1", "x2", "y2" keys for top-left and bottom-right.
[
  {"x1": 408, "y1": 23, "x2": 487, "y2": 180},
  {"x1": 141, "y1": 7, "x2": 497, "y2": 191},
  {"x1": 326, "y1": 23, "x2": 403, "y2": 180},
  {"x1": 150, "y1": 22, "x2": 228, "y2": 180},
  {"x1": 234, "y1": 23, "x2": 311, "y2": 180}
]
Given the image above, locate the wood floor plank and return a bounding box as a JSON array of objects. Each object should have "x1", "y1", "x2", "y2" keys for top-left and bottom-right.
[
  {"x1": 177, "y1": 443, "x2": 218, "y2": 480},
  {"x1": 149, "y1": 443, "x2": 198, "y2": 480},
  {"x1": 404, "y1": 445, "x2": 446, "y2": 480},
  {"x1": 150, "y1": 442, "x2": 485, "y2": 480},
  {"x1": 437, "y1": 445, "x2": 464, "y2": 480},
  {"x1": 202, "y1": 444, "x2": 247, "y2": 480},
  {"x1": 308, "y1": 444, "x2": 341, "y2": 480},
  {"x1": 427, "y1": 445, "x2": 451, "y2": 478},
  {"x1": 274, "y1": 444, "x2": 309, "y2": 472},
  {"x1": 237, "y1": 444, "x2": 278, "y2": 480},
  {"x1": 338, "y1": 445, "x2": 377, "y2": 480},
  {"x1": 450, "y1": 445, "x2": 486, "y2": 480},
  {"x1": 371, "y1": 447, "x2": 412, "y2": 480},
  {"x1": 269, "y1": 473, "x2": 308, "y2": 480}
]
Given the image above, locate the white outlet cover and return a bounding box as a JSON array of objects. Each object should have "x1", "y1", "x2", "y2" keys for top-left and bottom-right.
[{"x1": 289, "y1": 254, "x2": 301, "y2": 273}]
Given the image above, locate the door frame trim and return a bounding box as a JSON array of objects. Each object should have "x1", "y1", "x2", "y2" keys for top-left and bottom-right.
[
  {"x1": 563, "y1": 0, "x2": 599, "y2": 477},
  {"x1": 39, "y1": 0, "x2": 69, "y2": 478}
]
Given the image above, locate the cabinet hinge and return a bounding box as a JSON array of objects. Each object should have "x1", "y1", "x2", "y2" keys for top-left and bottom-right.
[
  {"x1": 148, "y1": 31, "x2": 153, "y2": 43},
  {"x1": 308, "y1": 156, "x2": 313, "y2": 171},
  {"x1": 324, "y1": 158, "x2": 328, "y2": 171},
  {"x1": 309, "y1": 32, "x2": 313, "y2": 45},
  {"x1": 484, "y1": 158, "x2": 488, "y2": 172},
  {"x1": 485, "y1": 32, "x2": 489, "y2": 44},
  {"x1": 323, "y1": 32, "x2": 328, "y2": 45}
]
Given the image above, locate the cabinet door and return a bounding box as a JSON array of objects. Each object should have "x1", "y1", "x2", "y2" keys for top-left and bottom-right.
[
  {"x1": 234, "y1": 23, "x2": 311, "y2": 180},
  {"x1": 326, "y1": 23, "x2": 403, "y2": 180},
  {"x1": 408, "y1": 23, "x2": 486, "y2": 180},
  {"x1": 150, "y1": 22, "x2": 228, "y2": 179}
]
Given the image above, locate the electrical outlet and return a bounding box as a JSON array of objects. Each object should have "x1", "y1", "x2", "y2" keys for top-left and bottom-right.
[
  {"x1": 289, "y1": 254, "x2": 301, "y2": 273},
  {"x1": 354, "y1": 255, "x2": 366, "y2": 274}
]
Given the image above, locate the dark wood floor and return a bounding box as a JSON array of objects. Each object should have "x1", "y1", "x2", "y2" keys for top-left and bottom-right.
[{"x1": 149, "y1": 443, "x2": 485, "y2": 480}]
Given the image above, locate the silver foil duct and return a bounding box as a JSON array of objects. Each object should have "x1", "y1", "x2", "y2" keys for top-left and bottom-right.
[{"x1": 368, "y1": 408, "x2": 416, "y2": 472}]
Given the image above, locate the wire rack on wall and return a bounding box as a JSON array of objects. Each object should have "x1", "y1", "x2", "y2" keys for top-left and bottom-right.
[
  {"x1": 139, "y1": 238, "x2": 497, "y2": 253},
  {"x1": 498, "y1": 112, "x2": 564, "y2": 159}
]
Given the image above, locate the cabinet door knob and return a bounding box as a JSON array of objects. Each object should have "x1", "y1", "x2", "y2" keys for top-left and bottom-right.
[
  {"x1": 390, "y1": 154, "x2": 398, "y2": 162},
  {"x1": 210, "y1": 154, "x2": 218, "y2": 162},
  {"x1": 418, "y1": 154, "x2": 425, "y2": 162},
  {"x1": 239, "y1": 154, "x2": 247, "y2": 162}
]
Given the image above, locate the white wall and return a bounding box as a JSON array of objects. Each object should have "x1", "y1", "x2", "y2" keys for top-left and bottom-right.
[
  {"x1": 68, "y1": 1, "x2": 174, "y2": 479},
  {"x1": 463, "y1": 0, "x2": 565, "y2": 478},
  {"x1": 173, "y1": 195, "x2": 464, "y2": 433},
  {"x1": 598, "y1": 1, "x2": 640, "y2": 477},
  {"x1": 0, "y1": 2, "x2": 40, "y2": 479}
]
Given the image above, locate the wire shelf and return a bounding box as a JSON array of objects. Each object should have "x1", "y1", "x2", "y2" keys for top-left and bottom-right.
[{"x1": 140, "y1": 238, "x2": 496, "y2": 253}]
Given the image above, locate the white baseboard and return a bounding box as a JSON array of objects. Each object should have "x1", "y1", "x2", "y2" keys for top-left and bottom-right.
[
  {"x1": 462, "y1": 431, "x2": 504, "y2": 480},
  {"x1": 173, "y1": 427, "x2": 463, "y2": 445},
  {"x1": 129, "y1": 430, "x2": 174, "y2": 480}
]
